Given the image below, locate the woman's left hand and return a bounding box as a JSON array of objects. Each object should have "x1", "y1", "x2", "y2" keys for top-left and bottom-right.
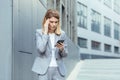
[{"x1": 55, "y1": 43, "x2": 64, "y2": 51}]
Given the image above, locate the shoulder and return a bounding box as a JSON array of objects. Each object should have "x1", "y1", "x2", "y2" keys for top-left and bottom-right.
[
  {"x1": 60, "y1": 30, "x2": 67, "y2": 38},
  {"x1": 36, "y1": 29, "x2": 42, "y2": 34},
  {"x1": 61, "y1": 30, "x2": 66, "y2": 35}
]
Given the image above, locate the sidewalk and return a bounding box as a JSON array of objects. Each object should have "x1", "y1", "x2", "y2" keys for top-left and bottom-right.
[{"x1": 66, "y1": 59, "x2": 120, "y2": 80}]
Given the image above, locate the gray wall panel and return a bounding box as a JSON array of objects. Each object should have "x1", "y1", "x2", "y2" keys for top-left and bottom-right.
[
  {"x1": 13, "y1": 0, "x2": 46, "y2": 80},
  {"x1": 18, "y1": 0, "x2": 33, "y2": 53},
  {"x1": 0, "y1": 0, "x2": 12, "y2": 80}
]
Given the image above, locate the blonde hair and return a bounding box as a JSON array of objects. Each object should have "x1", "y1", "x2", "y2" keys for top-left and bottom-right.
[{"x1": 42, "y1": 9, "x2": 61, "y2": 35}]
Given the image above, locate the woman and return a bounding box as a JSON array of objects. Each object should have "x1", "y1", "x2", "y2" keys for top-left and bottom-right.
[{"x1": 32, "y1": 9, "x2": 68, "y2": 80}]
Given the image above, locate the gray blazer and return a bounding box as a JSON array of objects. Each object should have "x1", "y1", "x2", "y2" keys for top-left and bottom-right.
[{"x1": 32, "y1": 29, "x2": 68, "y2": 76}]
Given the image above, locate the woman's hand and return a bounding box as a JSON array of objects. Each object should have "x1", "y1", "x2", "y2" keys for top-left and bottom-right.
[
  {"x1": 55, "y1": 43, "x2": 64, "y2": 51},
  {"x1": 44, "y1": 19, "x2": 49, "y2": 34}
]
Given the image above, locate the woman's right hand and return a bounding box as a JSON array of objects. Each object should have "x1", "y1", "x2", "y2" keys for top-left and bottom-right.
[{"x1": 44, "y1": 19, "x2": 49, "y2": 34}]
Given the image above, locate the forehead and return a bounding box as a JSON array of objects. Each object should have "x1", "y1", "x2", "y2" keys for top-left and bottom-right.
[{"x1": 49, "y1": 17, "x2": 59, "y2": 21}]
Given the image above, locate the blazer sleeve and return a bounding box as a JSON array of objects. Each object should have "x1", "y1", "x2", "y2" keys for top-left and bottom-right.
[
  {"x1": 36, "y1": 29, "x2": 49, "y2": 54},
  {"x1": 58, "y1": 32, "x2": 68, "y2": 57}
]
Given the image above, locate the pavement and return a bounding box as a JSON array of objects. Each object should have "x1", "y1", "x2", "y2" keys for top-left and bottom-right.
[{"x1": 66, "y1": 59, "x2": 120, "y2": 80}]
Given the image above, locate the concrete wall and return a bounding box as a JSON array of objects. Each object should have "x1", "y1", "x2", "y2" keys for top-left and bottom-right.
[{"x1": 0, "y1": 0, "x2": 12, "y2": 80}]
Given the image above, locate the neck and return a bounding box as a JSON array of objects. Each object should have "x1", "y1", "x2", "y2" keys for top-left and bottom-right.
[{"x1": 48, "y1": 30, "x2": 55, "y2": 34}]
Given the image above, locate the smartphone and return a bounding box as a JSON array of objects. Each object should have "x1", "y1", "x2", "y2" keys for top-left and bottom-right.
[{"x1": 57, "y1": 40, "x2": 64, "y2": 44}]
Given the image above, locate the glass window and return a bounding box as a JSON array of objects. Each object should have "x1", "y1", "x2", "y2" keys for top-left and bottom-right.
[
  {"x1": 104, "y1": 44, "x2": 111, "y2": 52},
  {"x1": 114, "y1": 46, "x2": 119, "y2": 54},
  {"x1": 104, "y1": 17, "x2": 111, "y2": 37},
  {"x1": 104, "y1": 0, "x2": 112, "y2": 8},
  {"x1": 114, "y1": 0, "x2": 120, "y2": 14},
  {"x1": 77, "y1": 2, "x2": 87, "y2": 29},
  {"x1": 78, "y1": 37, "x2": 87, "y2": 48},
  {"x1": 91, "y1": 40, "x2": 101, "y2": 50},
  {"x1": 91, "y1": 10, "x2": 101, "y2": 33},
  {"x1": 114, "y1": 22, "x2": 120, "y2": 40}
]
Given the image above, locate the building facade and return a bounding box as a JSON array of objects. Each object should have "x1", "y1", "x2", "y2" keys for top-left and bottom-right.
[{"x1": 77, "y1": 0, "x2": 120, "y2": 59}]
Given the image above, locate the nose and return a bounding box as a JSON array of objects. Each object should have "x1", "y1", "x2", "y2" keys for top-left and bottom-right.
[{"x1": 53, "y1": 22, "x2": 56, "y2": 26}]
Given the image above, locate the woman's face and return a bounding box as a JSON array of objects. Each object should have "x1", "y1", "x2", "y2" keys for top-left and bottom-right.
[{"x1": 48, "y1": 17, "x2": 59, "y2": 33}]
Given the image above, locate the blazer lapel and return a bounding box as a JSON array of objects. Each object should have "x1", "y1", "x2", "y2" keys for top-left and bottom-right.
[
  {"x1": 48, "y1": 37, "x2": 52, "y2": 51},
  {"x1": 48, "y1": 34, "x2": 60, "y2": 52},
  {"x1": 55, "y1": 34, "x2": 61, "y2": 45},
  {"x1": 55, "y1": 34, "x2": 61, "y2": 58}
]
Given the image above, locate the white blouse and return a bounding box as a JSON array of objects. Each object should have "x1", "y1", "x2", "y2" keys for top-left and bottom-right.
[{"x1": 49, "y1": 33, "x2": 58, "y2": 67}]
